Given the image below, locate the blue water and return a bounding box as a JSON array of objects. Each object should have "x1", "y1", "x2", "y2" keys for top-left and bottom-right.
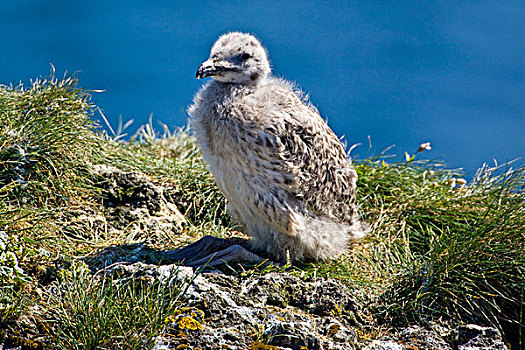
[{"x1": 1, "y1": 0, "x2": 524, "y2": 175}]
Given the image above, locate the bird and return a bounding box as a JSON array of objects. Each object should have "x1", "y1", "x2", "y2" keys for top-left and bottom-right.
[{"x1": 167, "y1": 32, "x2": 365, "y2": 267}]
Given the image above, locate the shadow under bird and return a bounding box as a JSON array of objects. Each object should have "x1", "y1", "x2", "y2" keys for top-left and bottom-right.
[{"x1": 163, "y1": 32, "x2": 365, "y2": 268}]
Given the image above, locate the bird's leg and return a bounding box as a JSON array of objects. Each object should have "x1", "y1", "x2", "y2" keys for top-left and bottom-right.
[{"x1": 158, "y1": 235, "x2": 268, "y2": 268}]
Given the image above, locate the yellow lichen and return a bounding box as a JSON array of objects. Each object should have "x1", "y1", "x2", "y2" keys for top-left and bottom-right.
[
  {"x1": 178, "y1": 315, "x2": 203, "y2": 331},
  {"x1": 330, "y1": 304, "x2": 342, "y2": 316},
  {"x1": 190, "y1": 309, "x2": 205, "y2": 319},
  {"x1": 248, "y1": 341, "x2": 279, "y2": 350},
  {"x1": 165, "y1": 306, "x2": 206, "y2": 331}
]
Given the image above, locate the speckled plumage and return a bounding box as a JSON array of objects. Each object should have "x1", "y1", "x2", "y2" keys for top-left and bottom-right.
[{"x1": 189, "y1": 32, "x2": 365, "y2": 261}]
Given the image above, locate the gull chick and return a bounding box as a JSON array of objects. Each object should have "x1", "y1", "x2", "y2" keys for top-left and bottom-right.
[{"x1": 176, "y1": 32, "x2": 365, "y2": 267}]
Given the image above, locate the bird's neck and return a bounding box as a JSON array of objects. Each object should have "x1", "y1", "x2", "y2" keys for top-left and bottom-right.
[
  {"x1": 214, "y1": 74, "x2": 269, "y2": 88},
  {"x1": 213, "y1": 78, "x2": 268, "y2": 94}
]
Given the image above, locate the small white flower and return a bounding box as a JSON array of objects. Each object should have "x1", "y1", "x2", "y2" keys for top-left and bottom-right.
[{"x1": 417, "y1": 142, "x2": 432, "y2": 153}]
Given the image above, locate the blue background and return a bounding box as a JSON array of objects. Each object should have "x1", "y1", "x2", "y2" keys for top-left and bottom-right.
[{"x1": 1, "y1": 0, "x2": 524, "y2": 175}]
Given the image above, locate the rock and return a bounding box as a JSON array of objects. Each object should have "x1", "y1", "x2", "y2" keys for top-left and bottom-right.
[
  {"x1": 398, "y1": 326, "x2": 451, "y2": 350},
  {"x1": 97, "y1": 254, "x2": 512, "y2": 350},
  {"x1": 453, "y1": 324, "x2": 508, "y2": 350},
  {"x1": 0, "y1": 341, "x2": 23, "y2": 350},
  {"x1": 91, "y1": 165, "x2": 186, "y2": 240},
  {"x1": 74, "y1": 166, "x2": 188, "y2": 271},
  {"x1": 107, "y1": 261, "x2": 363, "y2": 349},
  {"x1": 362, "y1": 339, "x2": 404, "y2": 350},
  {"x1": 94, "y1": 164, "x2": 164, "y2": 213},
  {"x1": 361, "y1": 323, "x2": 510, "y2": 350}
]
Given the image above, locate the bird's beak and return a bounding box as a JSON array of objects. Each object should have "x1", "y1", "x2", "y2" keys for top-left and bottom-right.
[{"x1": 196, "y1": 59, "x2": 219, "y2": 79}]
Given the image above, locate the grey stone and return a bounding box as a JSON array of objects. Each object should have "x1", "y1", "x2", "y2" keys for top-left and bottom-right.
[
  {"x1": 112, "y1": 261, "x2": 363, "y2": 349},
  {"x1": 363, "y1": 339, "x2": 405, "y2": 350},
  {"x1": 398, "y1": 325, "x2": 452, "y2": 350},
  {"x1": 453, "y1": 324, "x2": 508, "y2": 350}
]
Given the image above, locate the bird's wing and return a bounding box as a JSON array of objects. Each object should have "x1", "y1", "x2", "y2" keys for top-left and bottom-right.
[
  {"x1": 228, "y1": 91, "x2": 357, "y2": 230},
  {"x1": 237, "y1": 171, "x2": 305, "y2": 236}
]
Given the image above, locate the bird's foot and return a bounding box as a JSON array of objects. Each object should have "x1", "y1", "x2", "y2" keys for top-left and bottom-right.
[
  {"x1": 186, "y1": 244, "x2": 264, "y2": 268},
  {"x1": 159, "y1": 235, "x2": 270, "y2": 269}
]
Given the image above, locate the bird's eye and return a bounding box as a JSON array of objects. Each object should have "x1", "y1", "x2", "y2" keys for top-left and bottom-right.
[{"x1": 241, "y1": 53, "x2": 251, "y2": 60}]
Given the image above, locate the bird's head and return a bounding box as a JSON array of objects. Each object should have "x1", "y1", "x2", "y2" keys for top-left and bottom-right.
[{"x1": 196, "y1": 32, "x2": 271, "y2": 85}]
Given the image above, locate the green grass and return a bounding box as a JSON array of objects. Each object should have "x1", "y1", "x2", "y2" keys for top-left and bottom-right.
[
  {"x1": 362, "y1": 159, "x2": 524, "y2": 325},
  {"x1": 37, "y1": 262, "x2": 187, "y2": 350},
  {"x1": 0, "y1": 73, "x2": 102, "y2": 208},
  {"x1": 306, "y1": 155, "x2": 525, "y2": 345},
  {"x1": 0, "y1": 73, "x2": 523, "y2": 348}
]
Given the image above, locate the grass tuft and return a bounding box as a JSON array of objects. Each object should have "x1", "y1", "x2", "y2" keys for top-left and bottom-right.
[
  {"x1": 38, "y1": 262, "x2": 187, "y2": 349},
  {"x1": 0, "y1": 72, "x2": 102, "y2": 208},
  {"x1": 334, "y1": 155, "x2": 523, "y2": 343}
]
